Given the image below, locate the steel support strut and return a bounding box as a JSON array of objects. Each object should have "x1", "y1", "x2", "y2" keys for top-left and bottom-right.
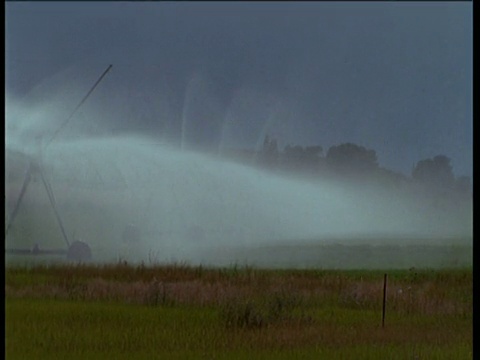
[
  {"x1": 5, "y1": 161, "x2": 71, "y2": 248},
  {"x1": 46, "y1": 64, "x2": 113, "y2": 147},
  {"x1": 5, "y1": 164, "x2": 33, "y2": 237},
  {"x1": 39, "y1": 168, "x2": 70, "y2": 247}
]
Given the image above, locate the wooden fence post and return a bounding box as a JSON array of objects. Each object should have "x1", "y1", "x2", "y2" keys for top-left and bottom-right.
[{"x1": 382, "y1": 273, "x2": 387, "y2": 328}]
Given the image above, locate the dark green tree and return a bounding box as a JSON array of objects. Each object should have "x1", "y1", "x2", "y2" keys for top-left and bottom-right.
[
  {"x1": 282, "y1": 144, "x2": 323, "y2": 173},
  {"x1": 412, "y1": 155, "x2": 455, "y2": 188},
  {"x1": 257, "y1": 135, "x2": 279, "y2": 169},
  {"x1": 326, "y1": 143, "x2": 378, "y2": 175}
]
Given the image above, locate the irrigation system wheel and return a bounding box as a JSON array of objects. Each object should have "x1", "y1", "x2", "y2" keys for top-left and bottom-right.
[{"x1": 66, "y1": 240, "x2": 92, "y2": 262}]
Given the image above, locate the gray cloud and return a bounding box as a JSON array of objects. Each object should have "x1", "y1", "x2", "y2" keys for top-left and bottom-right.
[{"x1": 5, "y1": 2, "x2": 472, "y2": 177}]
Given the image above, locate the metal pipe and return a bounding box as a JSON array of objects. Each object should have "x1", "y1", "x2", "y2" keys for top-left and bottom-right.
[{"x1": 46, "y1": 64, "x2": 113, "y2": 147}]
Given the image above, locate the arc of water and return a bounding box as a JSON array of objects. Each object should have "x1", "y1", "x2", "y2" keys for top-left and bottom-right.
[
  {"x1": 218, "y1": 109, "x2": 236, "y2": 157},
  {"x1": 253, "y1": 101, "x2": 282, "y2": 163}
]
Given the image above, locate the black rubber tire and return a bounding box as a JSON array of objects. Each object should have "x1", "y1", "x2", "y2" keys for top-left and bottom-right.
[{"x1": 66, "y1": 241, "x2": 92, "y2": 261}]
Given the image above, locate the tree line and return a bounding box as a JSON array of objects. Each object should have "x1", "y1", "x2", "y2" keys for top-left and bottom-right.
[{"x1": 251, "y1": 135, "x2": 471, "y2": 196}]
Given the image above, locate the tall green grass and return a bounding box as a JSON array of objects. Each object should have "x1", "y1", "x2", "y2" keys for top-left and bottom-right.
[{"x1": 5, "y1": 264, "x2": 472, "y2": 359}]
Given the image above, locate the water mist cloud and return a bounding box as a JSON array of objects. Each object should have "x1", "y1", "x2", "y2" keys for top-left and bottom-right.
[
  {"x1": 6, "y1": 129, "x2": 472, "y2": 265},
  {"x1": 5, "y1": 63, "x2": 471, "y2": 267}
]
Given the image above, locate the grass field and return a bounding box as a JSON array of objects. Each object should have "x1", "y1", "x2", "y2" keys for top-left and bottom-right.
[{"x1": 5, "y1": 263, "x2": 473, "y2": 359}]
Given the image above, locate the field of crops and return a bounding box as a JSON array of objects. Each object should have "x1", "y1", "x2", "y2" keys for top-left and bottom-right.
[{"x1": 5, "y1": 263, "x2": 472, "y2": 359}]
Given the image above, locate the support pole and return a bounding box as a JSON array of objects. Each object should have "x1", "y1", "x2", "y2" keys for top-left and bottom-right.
[
  {"x1": 46, "y1": 64, "x2": 113, "y2": 147},
  {"x1": 382, "y1": 273, "x2": 387, "y2": 328},
  {"x1": 5, "y1": 165, "x2": 32, "y2": 236},
  {"x1": 39, "y1": 169, "x2": 70, "y2": 247}
]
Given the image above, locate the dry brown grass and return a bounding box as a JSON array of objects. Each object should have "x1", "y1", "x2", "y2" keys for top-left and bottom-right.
[{"x1": 5, "y1": 263, "x2": 471, "y2": 319}]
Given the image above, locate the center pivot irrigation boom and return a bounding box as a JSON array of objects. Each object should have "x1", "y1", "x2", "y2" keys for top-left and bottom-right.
[{"x1": 5, "y1": 64, "x2": 113, "y2": 261}]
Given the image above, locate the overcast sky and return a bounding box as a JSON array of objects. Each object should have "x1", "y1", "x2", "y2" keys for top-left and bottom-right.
[{"x1": 5, "y1": 1, "x2": 472, "y2": 177}]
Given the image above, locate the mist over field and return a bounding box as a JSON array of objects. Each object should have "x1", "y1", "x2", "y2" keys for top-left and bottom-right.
[
  {"x1": 5, "y1": 2, "x2": 472, "y2": 267},
  {"x1": 5, "y1": 80, "x2": 472, "y2": 267}
]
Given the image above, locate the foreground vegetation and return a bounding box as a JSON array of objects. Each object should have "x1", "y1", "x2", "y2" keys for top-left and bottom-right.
[{"x1": 5, "y1": 263, "x2": 472, "y2": 359}]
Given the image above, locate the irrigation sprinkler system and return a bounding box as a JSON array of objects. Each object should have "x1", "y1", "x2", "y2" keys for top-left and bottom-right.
[{"x1": 5, "y1": 65, "x2": 113, "y2": 261}]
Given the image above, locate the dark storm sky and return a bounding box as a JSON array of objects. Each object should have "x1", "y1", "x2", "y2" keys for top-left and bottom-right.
[{"x1": 5, "y1": 1, "x2": 472, "y2": 177}]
